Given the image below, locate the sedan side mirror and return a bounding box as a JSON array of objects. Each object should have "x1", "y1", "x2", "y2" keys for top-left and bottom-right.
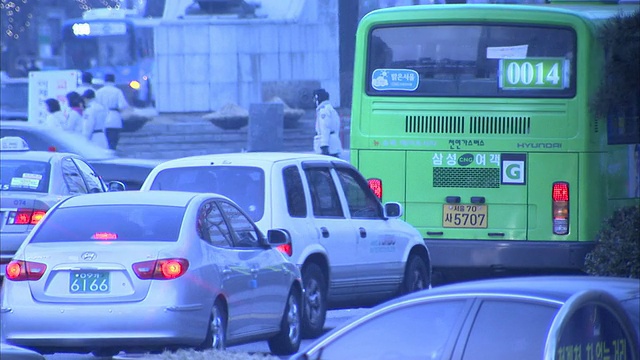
[
  {"x1": 108, "y1": 181, "x2": 126, "y2": 192},
  {"x1": 267, "y1": 229, "x2": 291, "y2": 245}
]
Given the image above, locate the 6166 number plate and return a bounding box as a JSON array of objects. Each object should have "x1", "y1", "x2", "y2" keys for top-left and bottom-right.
[
  {"x1": 69, "y1": 271, "x2": 110, "y2": 293},
  {"x1": 442, "y1": 204, "x2": 488, "y2": 228}
]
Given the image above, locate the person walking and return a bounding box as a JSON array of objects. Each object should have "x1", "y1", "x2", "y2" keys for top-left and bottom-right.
[
  {"x1": 65, "y1": 91, "x2": 85, "y2": 135},
  {"x1": 75, "y1": 71, "x2": 95, "y2": 95},
  {"x1": 43, "y1": 98, "x2": 66, "y2": 130},
  {"x1": 82, "y1": 89, "x2": 109, "y2": 149},
  {"x1": 313, "y1": 88, "x2": 343, "y2": 157},
  {"x1": 95, "y1": 73, "x2": 129, "y2": 150}
]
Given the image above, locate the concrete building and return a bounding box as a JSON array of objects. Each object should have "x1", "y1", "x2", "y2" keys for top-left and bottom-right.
[{"x1": 154, "y1": 0, "x2": 340, "y2": 112}]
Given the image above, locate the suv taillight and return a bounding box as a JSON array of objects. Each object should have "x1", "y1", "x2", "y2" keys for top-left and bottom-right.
[
  {"x1": 368, "y1": 178, "x2": 382, "y2": 200},
  {"x1": 276, "y1": 243, "x2": 292, "y2": 257},
  {"x1": 5, "y1": 260, "x2": 47, "y2": 281},
  {"x1": 552, "y1": 182, "x2": 569, "y2": 235},
  {"x1": 133, "y1": 258, "x2": 189, "y2": 280}
]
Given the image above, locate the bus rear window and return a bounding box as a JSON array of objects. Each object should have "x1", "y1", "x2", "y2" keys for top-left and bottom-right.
[{"x1": 367, "y1": 24, "x2": 576, "y2": 98}]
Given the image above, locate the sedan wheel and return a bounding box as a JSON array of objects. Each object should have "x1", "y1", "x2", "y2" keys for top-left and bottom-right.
[
  {"x1": 198, "y1": 301, "x2": 227, "y2": 351},
  {"x1": 268, "y1": 289, "x2": 302, "y2": 355},
  {"x1": 301, "y1": 263, "x2": 327, "y2": 339}
]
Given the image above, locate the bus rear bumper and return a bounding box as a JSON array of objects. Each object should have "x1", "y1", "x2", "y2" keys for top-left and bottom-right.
[{"x1": 424, "y1": 239, "x2": 595, "y2": 284}]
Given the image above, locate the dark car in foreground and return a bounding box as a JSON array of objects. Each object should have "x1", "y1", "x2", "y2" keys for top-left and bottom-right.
[
  {"x1": 0, "y1": 121, "x2": 163, "y2": 189},
  {"x1": 292, "y1": 276, "x2": 640, "y2": 360}
]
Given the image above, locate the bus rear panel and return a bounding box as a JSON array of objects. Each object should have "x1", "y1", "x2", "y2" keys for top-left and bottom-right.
[{"x1": 350, "y1": 4, "x2": 638, "y2": 284}]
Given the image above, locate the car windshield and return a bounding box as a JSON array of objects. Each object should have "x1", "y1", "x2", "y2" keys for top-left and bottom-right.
[
  {"x1": 620, "y1": 297, "x2": 640, "y2": 332},
  {"x1": 149, "y1": 166, "x2": 265, "y2": 222},
  {"x1": 0, "y1": 160, "x2": 51, "y2": 193},
  {"x1": 30, "y1": 205, "x2": 185, "y2": 242}
]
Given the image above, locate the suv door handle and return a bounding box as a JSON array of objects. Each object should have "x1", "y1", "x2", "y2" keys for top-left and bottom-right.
[
  {"x1": 359, "y1": 227, "x2": 367, "y2": 238},
  {"x1": 320, "y1": 227, "x2": 329, "y2": 238}
]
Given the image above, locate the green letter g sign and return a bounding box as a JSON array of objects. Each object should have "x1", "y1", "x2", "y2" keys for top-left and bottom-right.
[{"x1": 502, "y1": 160, "x2": 525, "y2": 184}]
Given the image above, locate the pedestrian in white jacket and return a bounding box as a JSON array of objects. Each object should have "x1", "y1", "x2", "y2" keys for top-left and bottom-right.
[
  {"x1": 65, "y1": 91, "x2": 84, "y2": 135},
  {"x1": 82, "y1": 89, "x2": 109, "y2": 149},
  {"x1": 313, "y1": 88, "x2": 343, "y2": 157},
  {"x1": 95, "y1": 73, "x2": 129, "y2": 150},
  {"x1": 43, "y1": 98, "x2": 66, "y2": 130}
]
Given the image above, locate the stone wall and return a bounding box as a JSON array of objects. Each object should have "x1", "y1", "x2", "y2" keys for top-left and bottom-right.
[{"x1": 154, "y1": 0, "x2": 340, "y2": 113}]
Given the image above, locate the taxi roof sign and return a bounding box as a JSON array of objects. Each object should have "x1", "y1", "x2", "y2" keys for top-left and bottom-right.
[{"x1": 0, "y1": 136, "x2": 30, "y2": 151}]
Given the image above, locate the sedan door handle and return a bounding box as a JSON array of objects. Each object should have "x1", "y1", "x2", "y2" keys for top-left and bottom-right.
[
  {"x1": 359, "y1": 227, "x2": 367, "y2": 238},
  {"x1": 320, "y1": 227, "x2": 329, "y2": 238},
  {"x1": 222, "y1": 268, "x2": 232, "y2": 275}
]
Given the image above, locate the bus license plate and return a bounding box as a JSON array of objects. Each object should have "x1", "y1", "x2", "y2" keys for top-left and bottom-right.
[
  {"x1": 69, "y1": 271, "x2": 110, "y2": 293},
  {"x1": 443, "y1": 204, "x2": 488, "y2": 228}
]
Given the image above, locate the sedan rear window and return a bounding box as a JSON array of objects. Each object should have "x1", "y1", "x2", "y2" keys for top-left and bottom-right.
[
  {"x1": 30, "y1": 205, "x2": 185, "y2": 242},
  {"x1": 0, "y1": 160, "x2": 51, "y2": 193},
  {"x1": 149, "y1": 166, "x2": 265, "y2": 222}
]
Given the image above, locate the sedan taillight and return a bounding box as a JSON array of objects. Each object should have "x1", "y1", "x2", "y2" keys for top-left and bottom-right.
[
  {"x1": 7, "y1": 209, "x2": 47, "y2": 225},
  {"x1": 5, "y1": 260, "x2": 47, "y2": 281},
  {"x1": 133, "y1": 258, "x2": 189, "y2": 280}
]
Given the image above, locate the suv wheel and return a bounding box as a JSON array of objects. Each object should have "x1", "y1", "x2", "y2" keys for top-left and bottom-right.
[
  {"x1": 401, "y1": 255, "x2": 429, "y2": 295},
  {"x1": 301, "y1": 263, "x2": 327, "y2": 338}
]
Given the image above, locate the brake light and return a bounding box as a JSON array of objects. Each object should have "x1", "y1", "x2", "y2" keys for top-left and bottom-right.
[
  {"x1": 31, "y1": 210, "x2": 46, "y2": 224},
  {"x1": 8, "y1": 209, "x2": 47, "y2": 225},
  {"x1": 552, "y1": 182, "x2": 569, "y2": 235},
  {"x1": 5, "y1": 260, "x2": 47, "y2": 281},
  {"x1": 368, "y1": 178, "x2": 382, "y2": 199},
  {"x1": 92, "y1": 232, "x2": 118, "y2": 240},
  {"x1": 133, "y1": 258, "x2": 189, "y2": 280},
  {"x1": 48, "y1": 146, "x2": 57, "y2": 152},
  {"x1": 276, "y1": 243, "x2": 292, "y2": 257}
]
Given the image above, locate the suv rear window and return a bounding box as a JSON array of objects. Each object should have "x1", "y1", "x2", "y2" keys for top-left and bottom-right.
[
  {"x1": 1, "y1": 160, "x2": 51, "y2": 193},
  {"x1": 30, "y1": 205, "x2": 185, "y2": 242},
  {"x1": 149, "y1": 166, "x2": 265, "y2": 221}
]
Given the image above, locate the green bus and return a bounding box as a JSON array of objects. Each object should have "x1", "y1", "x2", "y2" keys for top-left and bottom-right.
[{"x1": 350, "y1": 1, "x2": 639, "y2": 284}]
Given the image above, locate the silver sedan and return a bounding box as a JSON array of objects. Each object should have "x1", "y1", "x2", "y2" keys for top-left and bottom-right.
[
  {"x1": 1, "y1": 191, "x2": 302, "y2": 357},
  {"x1": 0, "y1": 136, "x2": 117, "y2": 279}
]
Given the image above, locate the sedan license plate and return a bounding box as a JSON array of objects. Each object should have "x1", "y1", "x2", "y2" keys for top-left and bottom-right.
[
  {"x1": 443, "y1": 204, "x2": 488, "y2": 228},
  {"x1": 69, "y1": 271, "x2": 110, "y2": 293}
]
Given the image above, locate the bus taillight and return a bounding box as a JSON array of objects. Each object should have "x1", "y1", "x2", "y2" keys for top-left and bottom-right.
[
  {"x1": 552, "y1": 182, "x2": 569, "y2": 235},
  {"x1": 368, "y1": 178, "x2": 382, "y2": 199}
]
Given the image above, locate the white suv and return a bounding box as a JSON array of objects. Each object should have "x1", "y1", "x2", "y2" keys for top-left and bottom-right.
[{"x1": 140, "y1": 152, "x2": 431, "y2": 338}]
